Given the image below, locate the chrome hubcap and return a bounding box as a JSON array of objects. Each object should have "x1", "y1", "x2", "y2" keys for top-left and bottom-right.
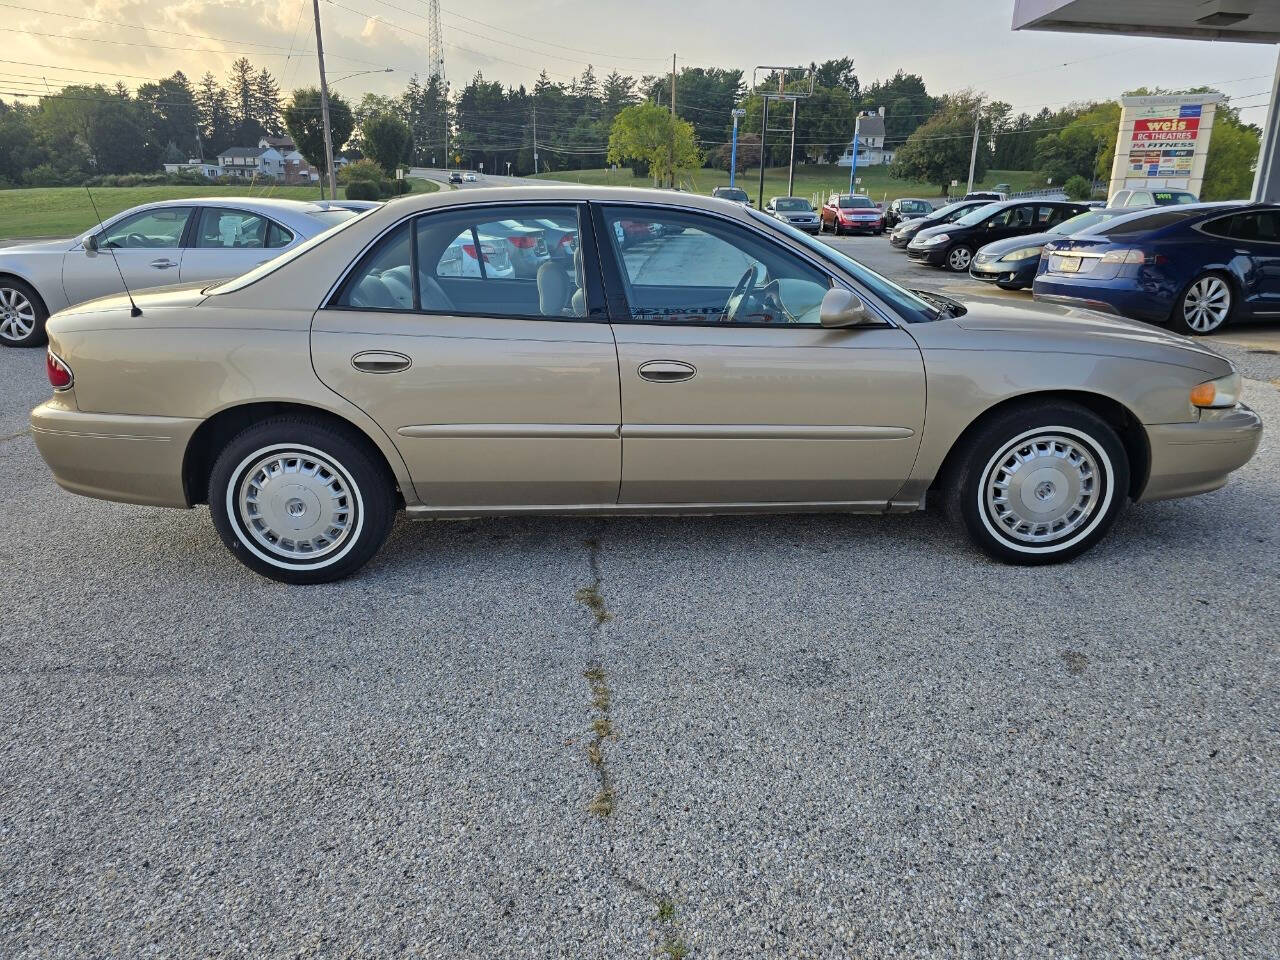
[
  {"x1": 1183, "y1": 277, "x2": 1230, "y2": 332},
  {"x1": 948, "y1": 247, "x2": 971, "y2": 270},
  {"x1": 236, "y1": 449, "x2": 356, "y2": 561},
  {"x1": 0, "y1": 287, "x2": 36, "y2": 341},
  {"x1": 983, "y1": 433, "x2": 1102, "y2": 545}
]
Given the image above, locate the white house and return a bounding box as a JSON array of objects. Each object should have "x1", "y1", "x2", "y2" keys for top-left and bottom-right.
[
  {"x1": 216, "y1": 146, "x2": 286, "y2": 180},
  {"x1": 162, "y1": 159, "x2": 223, "y2": 178},
  {"x1": 838, "y1": 108, "x2": 895, "y2": 167}
]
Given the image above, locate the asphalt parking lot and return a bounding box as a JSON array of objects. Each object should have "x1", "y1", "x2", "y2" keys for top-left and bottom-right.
[{"x1": 2, "y1": 246, "x2": 1278, "y2": 957}]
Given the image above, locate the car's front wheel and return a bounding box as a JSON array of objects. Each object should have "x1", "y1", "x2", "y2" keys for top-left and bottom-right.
[
  {"x1": 209, "y1": 417, "x2": 396, "y2": 584},
  {"x1": 1172, "y1": 272, "x2": 1233, "y2": 336},
  {"x1": 945, "y1": 245, "x2": 974, "y2": 272},
  {"x1": 943, "y1": 402, "x2": 1129, "y2": 564},
  {"x1": 0, "y1": 278, "x2": 48, "y2": 348}
]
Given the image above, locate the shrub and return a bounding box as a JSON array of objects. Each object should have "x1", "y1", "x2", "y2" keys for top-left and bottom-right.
[
  {"x1": 383, "y1": 178, "x2": 411, "y2": 196},
  {"x1": 1063, "y1": 174, "x2": 1093, "y2": 201},
  {"x1": 339, "y1": 158, "x2": 383, "y2": 184},
  {"x1": 344, "y1": 179, "x2": 381, "y2": 201}
]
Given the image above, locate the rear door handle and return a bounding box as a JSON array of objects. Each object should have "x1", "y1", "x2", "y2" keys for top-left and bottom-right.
[
  {"x1": 351, "y1": 350, "x2": 412, "y2": 374},
  {"x1": 637, "y1": 360, "x2": 696, "y2": 383},
  {"x1": 149, "y1": 258, "x2": 178, "y2": 269}
]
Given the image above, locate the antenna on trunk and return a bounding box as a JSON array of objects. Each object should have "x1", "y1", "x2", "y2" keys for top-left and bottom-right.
[{"x1": 83, "y1": 187, "x2": 142, "y2": 317}]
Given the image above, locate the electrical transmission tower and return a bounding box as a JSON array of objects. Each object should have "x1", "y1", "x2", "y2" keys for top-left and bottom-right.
[{"x1": 427, "y1": 0, "x2": 445, "y2": 82}]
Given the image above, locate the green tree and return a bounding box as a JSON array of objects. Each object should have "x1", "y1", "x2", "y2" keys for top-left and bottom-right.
[
  {"x1": 362, "y1": 112, "x2": 412, "y2": 175},
  {"x1": 137, "y1": 72, "x2": 199, "y2": 160},
  {"x1": 284, "y1": 87, "x2": 354, "y2": 172},
  {"x1": 254, "y1": 69, "x2": 284, "y2": 137},
  {"x1": 607, "y1": 102, "x2": 700, "y2": 186},
  {"x1": 889, "y1": 104, "x2": 986, "y2": 195},
  {"x1": 194, "y1": 71, "x2": 234, "y2": 157},
  {"x1": 227, "y1": 57, "x2": 262, "y2": 144},
  {"x1": 1063, "y1": 174, "x2": 1093, "y2": 200},
  {"x1": 1202, "y1": 114, "x2": 1260, "y2": 200}
]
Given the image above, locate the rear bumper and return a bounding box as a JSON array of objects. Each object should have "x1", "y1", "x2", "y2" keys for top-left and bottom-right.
[
  {"x1": 1033, "y1": 274, "x2": 1173, "y2": 324},
  {"x1": 30, "y1": 401, "x2": 198, "y2": 508},
  {"x1": 1140, "y1": 405, "x2": 1263, "y2": 502}
]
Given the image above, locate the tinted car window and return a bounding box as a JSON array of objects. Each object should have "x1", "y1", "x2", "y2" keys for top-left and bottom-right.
[
  {"x1": 101, "y1": 207, "x2": 192, "y2": 249},
  {"x1": 603, "y1": 206, "x2": 830, "y2": 325},
  {"x1": 954, "y1": 202, "x2": 1004, "y2": 226},
  {"x1": 901, "y1": 200, "x2": 931, "y2": 214},
  {"x1": 1210, "y1": 211, "x2": 1280, "y2": 243}
]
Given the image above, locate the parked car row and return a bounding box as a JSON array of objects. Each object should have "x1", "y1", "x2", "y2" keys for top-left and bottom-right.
[{"x1": 906, "y1": 200, "x2": 1092, "y2": 272}]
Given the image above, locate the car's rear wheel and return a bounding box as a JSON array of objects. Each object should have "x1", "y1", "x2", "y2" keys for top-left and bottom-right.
[
  {"x1": 1172, "y1": 272, "x2": 1233, "y2": 335},
  {"x1": 943, "y1": 402, "x2": 1128, "y2": 564},
  {"x1": 0, "y1": 278, "x2": 48, "y2": 348},
  {"x1": 945, "y1": 245, "x2": 974, "y2": 272},
  {"x1": 209, "y1": 417, "x2": 396, "y2": 584}
]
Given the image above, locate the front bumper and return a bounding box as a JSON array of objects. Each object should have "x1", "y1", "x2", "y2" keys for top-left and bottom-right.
[
  {"x1": 838, "y1": 219, "x2": 883, "y2": 233},
  {"x1": 889, "y1": 232, "x2": 917, "y2": 249},
  {"x1": 969, "y1": 256, "x2": 1038, "y2": 288},
  {"x1": 906, "y1": 245, "x2": 948, "y2": 266},
  {"x1": 1140, "y1": 405, "x2": 1263, "y2": 502},
  {"x1": 31, "y1": 400, "x2": 199, "y2": 508}
]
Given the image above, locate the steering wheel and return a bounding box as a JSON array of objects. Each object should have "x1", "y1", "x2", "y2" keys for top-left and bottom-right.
[
  {"x1": 723, "y1": 264, "x2": 761, "y2": 323},
  {"x1": 125, "y1": 233, "x2": 149, "y2": 248}
]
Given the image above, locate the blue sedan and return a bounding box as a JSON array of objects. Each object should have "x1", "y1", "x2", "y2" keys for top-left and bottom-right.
[{"x1": 1032, "y1": 202, "x2": 1280, "y2": 335}]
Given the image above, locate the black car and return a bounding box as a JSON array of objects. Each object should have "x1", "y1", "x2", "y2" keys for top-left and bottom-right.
[
  {"x1": 448, "y1": 171, "x2": 464, "y2": 184},
  {"x1": 888, "y1": 199, "x2": 992, "y2": 249},
  {"x1": 883, "y1": 197, "x2": 934, "y2": 229},
  {"x1": 969, "y1": 206, "x2": 1141, "y2": 290},
  {"x1": 907, "y1": 199, "x2": 1090, "y2": 272}
]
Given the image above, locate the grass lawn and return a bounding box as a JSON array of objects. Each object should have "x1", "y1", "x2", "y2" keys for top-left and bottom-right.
[
  {"x1": 0, "y1": 177, "x2": 437, "y2": 239},
  {"x1": 533, "y1": 165, "x2": 1045, "y2": 205}
]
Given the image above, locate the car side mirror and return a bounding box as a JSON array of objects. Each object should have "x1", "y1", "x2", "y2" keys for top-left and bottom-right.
[
  {"x1": 819, "y1": 288, "x2": 873, "y2": 328},
  {"x1": 84, "y1": 234, "x2": 98, "y2": 253}
]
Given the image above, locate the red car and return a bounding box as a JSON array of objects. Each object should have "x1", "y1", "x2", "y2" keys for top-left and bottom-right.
[{"x1": 819, "y1": 193, "x2": 884, "y2": 236}]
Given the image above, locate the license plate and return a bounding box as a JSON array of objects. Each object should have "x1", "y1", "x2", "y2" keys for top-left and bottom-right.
[{"x1": 1054, "y1": 255, "x2": 1081, "y2": 273}]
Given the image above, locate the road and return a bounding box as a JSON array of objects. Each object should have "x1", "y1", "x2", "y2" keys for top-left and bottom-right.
[{"x1": 1, "y1": 211, "x2": 1278, "y2": 957}]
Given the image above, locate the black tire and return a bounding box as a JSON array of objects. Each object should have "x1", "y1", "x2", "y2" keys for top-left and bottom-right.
[
  {"x1": 942, "y1": 401, "x2": 1129, "y2": 565},
  {"x1": 1170, "y1": 271, "x2": 1234, "y2": 336},
  {"x1": 0, "y1": 277, "x2": 49, "y2": 348},
  {"x1": 209, "y1": 416, "x2": 396, "y2": 584}
]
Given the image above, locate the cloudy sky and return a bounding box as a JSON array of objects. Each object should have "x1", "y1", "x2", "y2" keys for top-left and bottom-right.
[{"x1": 3, "y1": 0, "x2": 1276, "y2": 122}]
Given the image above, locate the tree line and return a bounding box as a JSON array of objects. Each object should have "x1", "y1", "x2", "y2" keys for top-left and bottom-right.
[{"x1": 0, "y1": 54, "x2": 1262, "y2": 201}]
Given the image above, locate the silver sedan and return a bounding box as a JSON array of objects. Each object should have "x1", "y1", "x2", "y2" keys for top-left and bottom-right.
[{"x1": 0, "y1": 197, "x2": 358, "y2": 347}]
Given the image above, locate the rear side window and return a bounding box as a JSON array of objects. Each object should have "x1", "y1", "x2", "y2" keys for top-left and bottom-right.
[
  {"x1": 335, "y1": 205, "x2": 588, "y2": 319},
  {"x1": 194, "y1": 208, "x2": 293, "y2": 249},
  {"x1": 1203, "y1": 212, "x2": 1280, "y2": 242}
]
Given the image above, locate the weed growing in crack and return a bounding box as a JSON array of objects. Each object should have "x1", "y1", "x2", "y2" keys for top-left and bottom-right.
[
  {"x1": 575, "y1": 585, "x2": 613, "y2": 624},
  {"x1": 655, "y1": 898, "x2": 689, "y2": 958},
  {"x1": 583, "y1": 663, "x2": 616, "y2": 818}
]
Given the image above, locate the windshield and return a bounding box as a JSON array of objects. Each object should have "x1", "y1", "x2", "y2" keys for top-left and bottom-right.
[
  {"x1": 901, "y1": 200, "x2": 931, "y2": 213},
  {"x1": 206, "y1": 207, "x2": 374, "y2": 294},
  {"x1": 748, "y1": 209, "x2": 938, "y2": 322},
  {"x1": 773, "y1": 198, "x2": 811, "y2": 211},
  {"x1": 838, "y1": 196, "x2": 875, "y2": 209},
  {"x1": 717, "y1": 188, "x2": 748, "y2": 201},
  {"x1": 1154, "y1": 191, "x2": 1197, "y2": 205},
  {"x1": 954, "y1": 202, "x2": 1005, "y2": 226}
]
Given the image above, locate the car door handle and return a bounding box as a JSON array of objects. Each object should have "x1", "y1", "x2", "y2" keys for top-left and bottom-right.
[
  {"x1": 637, "y1": 360, "x2": 696, "y2": 383},
  {"x1": 351, "y1": 350, "x2": 412, "y2": 374},
  {"x1": 149, "y1": 258, "x2": 178, "y2": 269}
]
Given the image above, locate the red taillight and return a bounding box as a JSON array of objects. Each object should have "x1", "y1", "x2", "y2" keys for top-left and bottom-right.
[
  {"x1": 462, "y1": 243, "x2": 493, "y2": 262},
  {"x1": 507, "y1": 235, "x2": 537, "y2": 249},
  {"x1": 46, "y1": 349, "x2": 73, "y2": 390},
  {"x1": 558, "y1": 234, "x2": 574, "y2": 247}
]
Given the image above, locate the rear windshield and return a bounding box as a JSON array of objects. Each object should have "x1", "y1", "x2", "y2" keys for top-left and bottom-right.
[
  {"x1": 309, "y1": 208, "x2": 358, "y2": 226},
  {"x1": 838, "y1": 196, "x2": 875, "y2": 209},
  {"x1": 206, "y1": 208, "x2": 374, "y2": 294},
  {"x1": 1096, "y1": 208, "x2": 1207, "y2": 237}
]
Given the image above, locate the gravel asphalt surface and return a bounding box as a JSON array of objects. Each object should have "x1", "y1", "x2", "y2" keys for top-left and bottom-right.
[{"x1": 1, "y1": 234, "x2": 1277, "y2": 958}]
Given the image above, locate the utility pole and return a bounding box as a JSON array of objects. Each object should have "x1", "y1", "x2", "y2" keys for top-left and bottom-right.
[
  {"x1": 849, "y1": 113, "x2": 860, "y2": 194},
  {"x1": 311, "y1": 0, "x2": 338, "y2": 201},
  {"x1": 669, "y1": 54, "x2": 676, "y2": 189},
  {"x1": 787, "y1": 97, "x2": 798, "y2": 197},
  {"x1": 728, "y1": 107, "x2": 745, "y2": 188},
  {"x1": 966, "y1": 99, "x2": 982, "y2": 195},
  {"x1": 532, "y1": 107, "x2": 538, "y2": 175},
  {"x1": 758, "y1": 95, "x2": 769, "y2": 210}
]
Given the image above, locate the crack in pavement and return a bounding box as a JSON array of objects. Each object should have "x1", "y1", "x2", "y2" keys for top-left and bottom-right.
[
  {"x1": 572, "y1": 534, "x2": 692, "y2": 955},
  {"x1": 0, "y1": 427, "x2": 31, "y2": 443}
]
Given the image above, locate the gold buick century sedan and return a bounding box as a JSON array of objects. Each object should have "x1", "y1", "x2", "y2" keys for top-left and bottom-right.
[{"x1": 31, "y1": 187, "x2": 1262, "y2": 583}]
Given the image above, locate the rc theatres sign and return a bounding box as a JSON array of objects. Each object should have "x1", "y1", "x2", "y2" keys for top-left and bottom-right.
[{"x1": 1108, "y1": 93, "x2": 1223, "y2": 201}]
